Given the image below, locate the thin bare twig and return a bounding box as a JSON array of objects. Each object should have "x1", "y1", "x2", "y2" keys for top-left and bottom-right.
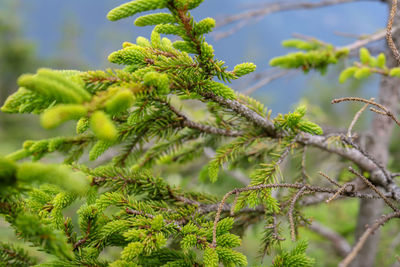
[
  {"x1": 326, "y1": 183, "x2": 356, "y2": 203},
  {"x1": 347, "y1": 99, "x2": 373, "y2": 138},
  {"x1": 161, "y1": 99, "x2": 243, "y2": 137},
  {"x1": 289, "y1": 186, "x2": 308, "y2": 241},
  {"x1": 332, "y1": 97, "x2": 400, "y2": 127},
  {"x1": 319, "y1": 171, "x2": 341, "y2": 187},
  {"x1": 339, "y1": 211, "x2": 400, "y2": 267},
  {"x1": 349, "y1": 167, "x2": 399, "y2": 211},
  {"x1": 387, "y1": 0, "x2": 400, "y2": 64}
]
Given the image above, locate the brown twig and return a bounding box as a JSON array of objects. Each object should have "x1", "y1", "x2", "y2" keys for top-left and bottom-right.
[
  {"x1": 326, "y1": 183, "x2": 355, "y2": 203},
  {"x1": 347, "y1": 99, "x2": 373, "y2": 138},
  {"x1": 319, "y1": 171, "x2": 341, "y2": 187},
  {"x1": 159, "y1": 98, "x2": 243, "y2": 137},
  {"x1": 339, "y1": 211, "x2": 400, "y2": 267},
  {"x1": 387, "y1": 0, "x2": 400, "y2": 64},
  {"x1": 332, "y1": 97, "x2": 400, "y2": 127},
  {"x1": 289, "y1": 186, "x2": 307, "y2": 241},
  {"x1": 348, "y1": 167, "x2": 399, "y2": 211}
]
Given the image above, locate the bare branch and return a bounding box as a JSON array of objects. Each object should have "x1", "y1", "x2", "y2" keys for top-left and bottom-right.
[
  {"x1": 326, "y1": 182, "x2": 355, "y2": 203},
  {"x1": 333, "y1": 97, "x2": 400, "y2": 131},
  {"x1": 347, "y1": 99, "x2": 372, "y2": 138},
  {"x1": 319, "y1": 171, "x2": 341, "y2": 187},
  {"x1": 298, "y1": 133, "x2": 400, "y2": 202},
  {"x1": 349, "y1": 167, "x2": 399, "y2": 211},
  {"x1": 162, "y1": 99, "x2": 243, "y2": 137},
  {"x1": 200, "y1": 91, "x2": 276, "y2": 136},
  {"x1": 289, "y1": 186, "x2": 308, "y2": 241}
]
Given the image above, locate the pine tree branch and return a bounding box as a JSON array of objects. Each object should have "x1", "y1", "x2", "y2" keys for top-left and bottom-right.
[
  {"x1": 200, "y1": 91, "x2": 276, "y2": 136},
  {"x1": 199, "y1": 91, "x2": 400, "y2": 203},
  {"x1": 158, "y1": 98, "x2": 243, "y2": 137},
  {"x1": 298, "y1": 133, "x2": 400, "y2": 202}
]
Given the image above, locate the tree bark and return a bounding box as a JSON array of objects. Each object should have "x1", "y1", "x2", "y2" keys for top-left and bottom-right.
[{"x1": 350, "y1": 2, "x2": 400, "y2": 266}]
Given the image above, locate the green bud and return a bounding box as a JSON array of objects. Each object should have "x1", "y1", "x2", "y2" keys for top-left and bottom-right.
[
  {"x1": 136, "y1": 36, "x2": 151, "y2": 47},
  {"x1": 90, "y1": 111, "x2": 118, "y2": 141},
  {"x1": 233, "y1": 62, "x2": 256, "y2": 77},
  {"x1": 389, "y1": 67, "x2": 400, "y2": 77},
  {"x1": 134, "y1": 13, "x2": 175, "y2": 27},
  {"x1": 200, "y1": 42, "x2": 214, "y2": 59},
  {"x1": 359, "y1": 48, "x2": 371, "y2": 65},
  {"x1": 121, "y1": 242, "x2": 144, "y2": 261},
  {"x1": 108, "y1": 46, "x2": 146, "y2": 65},
  {"x1": 338, "y1": 66, "x2": 357, "y2": 83},
  {"x1": 151, "y1": 215, "x2": 165, "y2": 231},
  {"x1": 298, "y1": 120, "x2": 323, "y2": 135},
  {"x1": 282, "y1": 39, "x2": 319, "y2": 51},
  {"x1": 107, "y1": 0, "x2": 169, "y2": 21},
  {"x1": 354, "y1": 67, "x2": 371, "y2": 79},
  {"x1": 41, "y1": 104, "x2": 88, "y2": 129},
  {"x1": 151, "y1": 29, "x2": 162, "y2": 48},
  {"x1": 155, "y1": 24, "x2": 185, "y2": 36},
  {"x1": 376, "y1": 53, "x2": 386, "y2": 68},
  {"x1": 76, "y1": 117, "x2": 90, "y2": 134},
  {"x1": 105, "y1": 90, "x2": 135, "y2": 114},
  {"x1": 204, "y1": 247, "x2": 219, "y2": 267},
  {"x1": 195, "y1": 17, "x2": 216, "y2": 35},
  {"x1": 143, "y1": 72, "x2": 170, "y2": 94}
]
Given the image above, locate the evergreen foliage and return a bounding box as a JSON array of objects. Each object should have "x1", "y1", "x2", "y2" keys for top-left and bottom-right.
[
  {"x1": 0, "y1": 0, "x2": 342, "y2": 266},
  {"x1": 270, "y1": 38, "x2": 349, "y2": 74}
]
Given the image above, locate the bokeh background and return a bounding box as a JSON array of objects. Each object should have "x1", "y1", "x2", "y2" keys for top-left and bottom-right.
[{"x1": 1, "y1": 0, "x2": 399, "y2": 266}]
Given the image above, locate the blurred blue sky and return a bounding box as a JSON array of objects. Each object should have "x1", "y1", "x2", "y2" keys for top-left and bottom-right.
[{"x1": 7, "y1": 0, "x2": 389, "y2": 112}]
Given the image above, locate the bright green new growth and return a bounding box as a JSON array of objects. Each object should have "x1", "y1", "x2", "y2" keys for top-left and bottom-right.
[
  {"x1": 338, "y1": 48, "x2": 395, "y2": 83},
  {"x1": 41, "y1": 104, "x2": 88, "y2": 129},
  {"x1": 134, "y1": 13, "x2": 176, "y2": 27},
  {"x1": 90, "y1": 111, "x2": 118, "y2": 141},
  {"x1": 0, "y1": 0, "x2": 321, "y2": 266},
  {"x1": 270, "y1": 38, "x2": 349, "y2": 74},
  {"x1": 107, "y1": 0, "x2": 169, "y2": 21},
  {"x1": 275, "y1": 106, "x2": 323, "y2": 135},
  {"x1": 233, "y1": 62, "x2": 256, "y2": 77}
]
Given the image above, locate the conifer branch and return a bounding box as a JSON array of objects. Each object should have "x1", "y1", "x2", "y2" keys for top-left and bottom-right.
[
  {"x1": 161, "y1": 99, "x2": 243, "y2": 136},
  {"x1": 200, "y1": 91, "x2": 276, "y2": 136}
]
